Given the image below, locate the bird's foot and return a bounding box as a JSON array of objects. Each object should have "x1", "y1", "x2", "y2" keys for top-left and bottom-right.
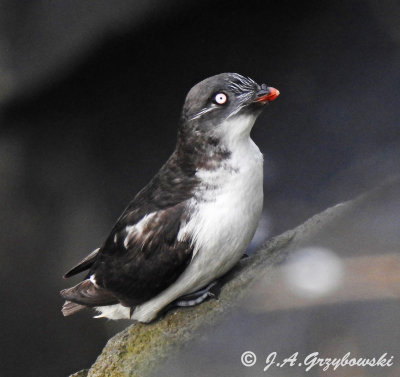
[{"x1": 173, "y1": 280, "x2": 221, "y2": 307}]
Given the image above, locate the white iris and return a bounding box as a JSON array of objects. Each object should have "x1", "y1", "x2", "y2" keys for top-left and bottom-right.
[{"x1": 214, "y1": 92, "x2": 227, "y2": 105}]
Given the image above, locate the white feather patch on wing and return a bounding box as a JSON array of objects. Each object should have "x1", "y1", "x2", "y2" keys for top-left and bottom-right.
[
  {"x1": 124, "y1": 212, "x2": 157, "y2": 249},
  {"x1": 89, "y1": 274, "x2": 99, "y2": 288}
]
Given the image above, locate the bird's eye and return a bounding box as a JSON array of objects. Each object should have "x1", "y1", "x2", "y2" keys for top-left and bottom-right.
[{"x1": 213, "y1": 92, "x2": 228, "y2": 105}]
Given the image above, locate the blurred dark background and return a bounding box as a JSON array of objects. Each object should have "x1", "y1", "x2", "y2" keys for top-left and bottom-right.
[{"x1": 0, "y1": 1, "x2": 399, "y2": 376}]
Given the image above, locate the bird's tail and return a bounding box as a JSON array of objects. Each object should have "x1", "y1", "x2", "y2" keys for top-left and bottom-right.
[
  {"x1": 60, "y1": 279, "x2": 118, "y2": 316},
  {"x1": 62, "y1": 301, "x2": 86, "y2": 316}
]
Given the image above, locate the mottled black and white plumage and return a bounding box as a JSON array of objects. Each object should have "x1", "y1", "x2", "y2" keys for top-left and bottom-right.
[{"x1": 61, "y1": 73, "x2": 279, "y2": 322}]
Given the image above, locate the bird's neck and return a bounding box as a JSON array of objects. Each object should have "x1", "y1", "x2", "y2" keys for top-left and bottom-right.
[
  {"x1": 151, "y1": 119, "x2": 258, "y2": 207},
  {"x1": 217, "y1": 114, "x2": 257, "y2": 150},
  {"x1": 176, "y1": 114, "x2": 257, "y2": 171},
  {"x1": 175, "y1": 132, "x2": 231, "y2": 173}
]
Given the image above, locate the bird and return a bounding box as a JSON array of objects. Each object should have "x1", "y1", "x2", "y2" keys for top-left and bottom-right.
[{"x1": 60, "y1": 72, "x2": 280, "y2": 323}]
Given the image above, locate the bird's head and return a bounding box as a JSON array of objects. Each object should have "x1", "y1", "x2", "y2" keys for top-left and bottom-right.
[{"x1": 180, "y1": 73, "x2": 279, "y2": 145}]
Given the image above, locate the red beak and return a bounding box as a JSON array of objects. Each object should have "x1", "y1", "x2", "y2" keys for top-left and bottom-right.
[{"x1": 254, "y1": 87, "x2": 280, "y2": 103}]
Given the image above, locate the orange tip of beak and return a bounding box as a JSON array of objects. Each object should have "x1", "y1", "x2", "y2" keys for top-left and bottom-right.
[{"x1": 255, "y1": 87, "x2": 280, "y2": 103}]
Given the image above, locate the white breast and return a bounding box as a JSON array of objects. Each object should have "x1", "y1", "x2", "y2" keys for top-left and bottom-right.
[{"x1": 177, "y1": 136, "x2": 264, "y2": 287}]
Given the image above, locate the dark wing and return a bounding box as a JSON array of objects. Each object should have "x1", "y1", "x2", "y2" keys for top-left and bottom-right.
[
  {"x1": 60, "y1": 203, "x2": 193, "y2": 311},
  {"x1": 90, "y1": 202, "x2": 193, "y2": 306},
  {"x1": 63, "y1": 248, "x2": 100, "y2": 279},
  {"x1": 61, "y1": 152, "x2": 198, "y2": 310}
]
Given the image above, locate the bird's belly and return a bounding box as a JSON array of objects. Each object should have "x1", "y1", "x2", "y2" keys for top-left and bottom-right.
[{"x1": 179, "y1": 146, "x2": 264, "y2": 290}]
